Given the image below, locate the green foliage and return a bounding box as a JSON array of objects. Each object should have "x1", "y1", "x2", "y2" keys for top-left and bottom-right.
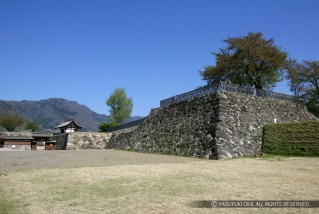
[
  {"x1": 26, "y1": 121, "x2": 40, "y2": 132},
  {"x1": 98, "y1": 122, "x2": 117, "y2": 132},
  {"x1": 98, "y1": 122, "x2": 108, "y2": 132},
  {"x1": 106, "y1": 88, "x2": 133, "y2": 125},
  {"x1": 263, "y1": 122, "x2": 319, "y2": 156},
  {"x1": 200, "y1": 32, "x2": 287, "y2": 89},
  {"x1": 0, "y1": 114, "x2": 24, "y2": 132},
  {"x1": 286, "y1": 59, "x2": 319, "y2": 117}
]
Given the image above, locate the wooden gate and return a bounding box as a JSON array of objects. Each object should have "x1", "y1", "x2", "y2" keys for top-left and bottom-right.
[
  {"x1": 31, "y1": 142, "x2": 37, "y2": 150},
  {"x1": 45, "y1": 141, "x2": 56, "y2": 150}
]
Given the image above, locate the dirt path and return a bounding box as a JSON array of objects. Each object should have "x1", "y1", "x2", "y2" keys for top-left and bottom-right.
[{"x1": 0, "y1": 149, "x2": 207, "y2": 171}]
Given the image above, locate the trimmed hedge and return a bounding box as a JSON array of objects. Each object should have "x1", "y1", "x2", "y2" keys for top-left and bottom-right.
[{"x1": 263, "y1": 122, "x2": 319, "y2": 156}]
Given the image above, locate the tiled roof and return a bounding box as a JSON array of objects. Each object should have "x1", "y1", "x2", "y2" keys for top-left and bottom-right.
[
  {"x1": 31, "y1": 133, "x2": 53, "y2": 138},
  {"x1": 0, "y1": 136, "x2": 33, "y2": 140},
  {"x1": 55, "y1": 119, "x2": 82, "y2": 129}
]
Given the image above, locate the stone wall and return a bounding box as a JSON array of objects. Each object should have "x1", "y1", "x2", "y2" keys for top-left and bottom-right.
[
  {"x1": 52, "y1": 133, "x2": 69, "y2": 150},
  {"x1": 108, "y1": 93, "x2": 219, "y2": 158},
  {"x1": 215, "y1": 92, "x2": 317, "y2": 159},
  {"x1": 108, "y1": 91, "x2": 318, "y2": 159},
  {"x1": 67, "y1": 132, "x2": 112, "y2": 150}
]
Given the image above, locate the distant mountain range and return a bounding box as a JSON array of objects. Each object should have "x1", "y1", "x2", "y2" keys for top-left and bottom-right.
[{"x1": 0, "y1": 98, "x2": 142, "y2": 131}]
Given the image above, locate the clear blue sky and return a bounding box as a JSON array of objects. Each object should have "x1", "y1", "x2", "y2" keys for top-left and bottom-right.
[{"x1": 1, "y1": 0, "x2": 318, "y2": 116}]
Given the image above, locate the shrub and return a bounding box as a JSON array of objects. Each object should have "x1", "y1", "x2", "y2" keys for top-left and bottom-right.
[
  {"x1": 263, "y1": 121, "x2": 319, "y2": 156},
  {"x1": 98, "y1": 122, "x2": 118, "y2": 132},
  {"x1": 26, "y1": 121, "x2": 40, "y2": 132}
]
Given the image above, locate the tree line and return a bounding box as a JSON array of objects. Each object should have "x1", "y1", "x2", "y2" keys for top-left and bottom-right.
[
  {"x1": 0, "y1": 114, "x2": 40, "y2": 132},
  {"x1": 200, "y1": 32, "x2": 319, "y2": 117}
]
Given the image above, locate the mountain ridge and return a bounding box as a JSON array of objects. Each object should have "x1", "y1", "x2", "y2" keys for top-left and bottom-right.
[{"x1": 0, "y1": 98, "x2": 141, "y2": 131}]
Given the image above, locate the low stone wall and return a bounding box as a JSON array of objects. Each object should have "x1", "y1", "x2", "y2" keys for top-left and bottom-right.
[{"x1": 67, "y1": 132, "x2": 113, "y2": 150}]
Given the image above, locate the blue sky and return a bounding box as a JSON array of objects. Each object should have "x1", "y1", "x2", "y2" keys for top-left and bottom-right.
[{"x1": 1, "y1": 0, "x2": 318, "y2": 116}]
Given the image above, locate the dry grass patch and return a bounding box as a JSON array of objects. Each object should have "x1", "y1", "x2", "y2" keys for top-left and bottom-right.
[{"x1": 0, "y1": 157, "x2": 318, "y2": 213}]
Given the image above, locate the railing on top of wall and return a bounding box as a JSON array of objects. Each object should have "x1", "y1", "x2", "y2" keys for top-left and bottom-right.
[
  {"x1": 160, "y1": 81, "x2": 298, "y2": 107},
  {"x1": 160, "y1": 83, "x2": 220, "y2": 107},
  {"x1": 107, "y1": 82, "x2": 298, "y2": 132}
]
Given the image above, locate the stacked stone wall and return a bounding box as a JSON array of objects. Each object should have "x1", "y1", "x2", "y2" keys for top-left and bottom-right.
[
  {"x1": 67, "y1": 132, "x2": 112, "y2": 150},
  {"x1": 108, "y1": 92, "x2": 318, "y2": 159},
  {"x1": 214, "y1": 92, "x2": 317, "y2": 158},
  {"x1": 108, "y1": 93, "x2": 219, "y2": 158}
]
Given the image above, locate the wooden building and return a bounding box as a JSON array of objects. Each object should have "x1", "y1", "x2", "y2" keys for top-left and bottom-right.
[
  {"x1": 0, "y1": 136, "x2": 35, "y2": 150},
  {"x1": 31, "y1": 133, "x2": 55, "y2": 150},
  {"x1": 0, "y1": 132, "x2": 68, "y2": 151},
  {"x1": 55, "y1": 119, "x2": 82, "y2": 133}
]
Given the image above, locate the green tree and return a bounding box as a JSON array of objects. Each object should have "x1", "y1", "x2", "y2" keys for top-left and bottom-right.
[
  {"x1": 26, "y1": 121, "x2": 40, "y2": 132},
  {"x1": 106, "y1": 88, "x2": 133, "y2": 125},
  {"x1": 200, "y1": 32, "x2": 287, "y2": 89},
  {"x1": 98, "y1": 122, "x2": 117, "y2": 132},
  {"x1": 286, "y1": 59, "x2": 319, "y2": 117},
  {"x1": 98, "y1": 122, "x2": 109, "y2": 132},
  {"x1": 0, "y1": 114, "x2": 24, "y2": 131}
]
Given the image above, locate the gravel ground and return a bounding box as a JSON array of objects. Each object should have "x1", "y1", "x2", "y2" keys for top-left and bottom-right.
[{"x1": 0, "y1": 149, "x2": 207, "y2": 171}]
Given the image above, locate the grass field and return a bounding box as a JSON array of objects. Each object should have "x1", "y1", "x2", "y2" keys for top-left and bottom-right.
[{"x1": 0, "y1": 152, "x2": 318, "y2": 213}]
